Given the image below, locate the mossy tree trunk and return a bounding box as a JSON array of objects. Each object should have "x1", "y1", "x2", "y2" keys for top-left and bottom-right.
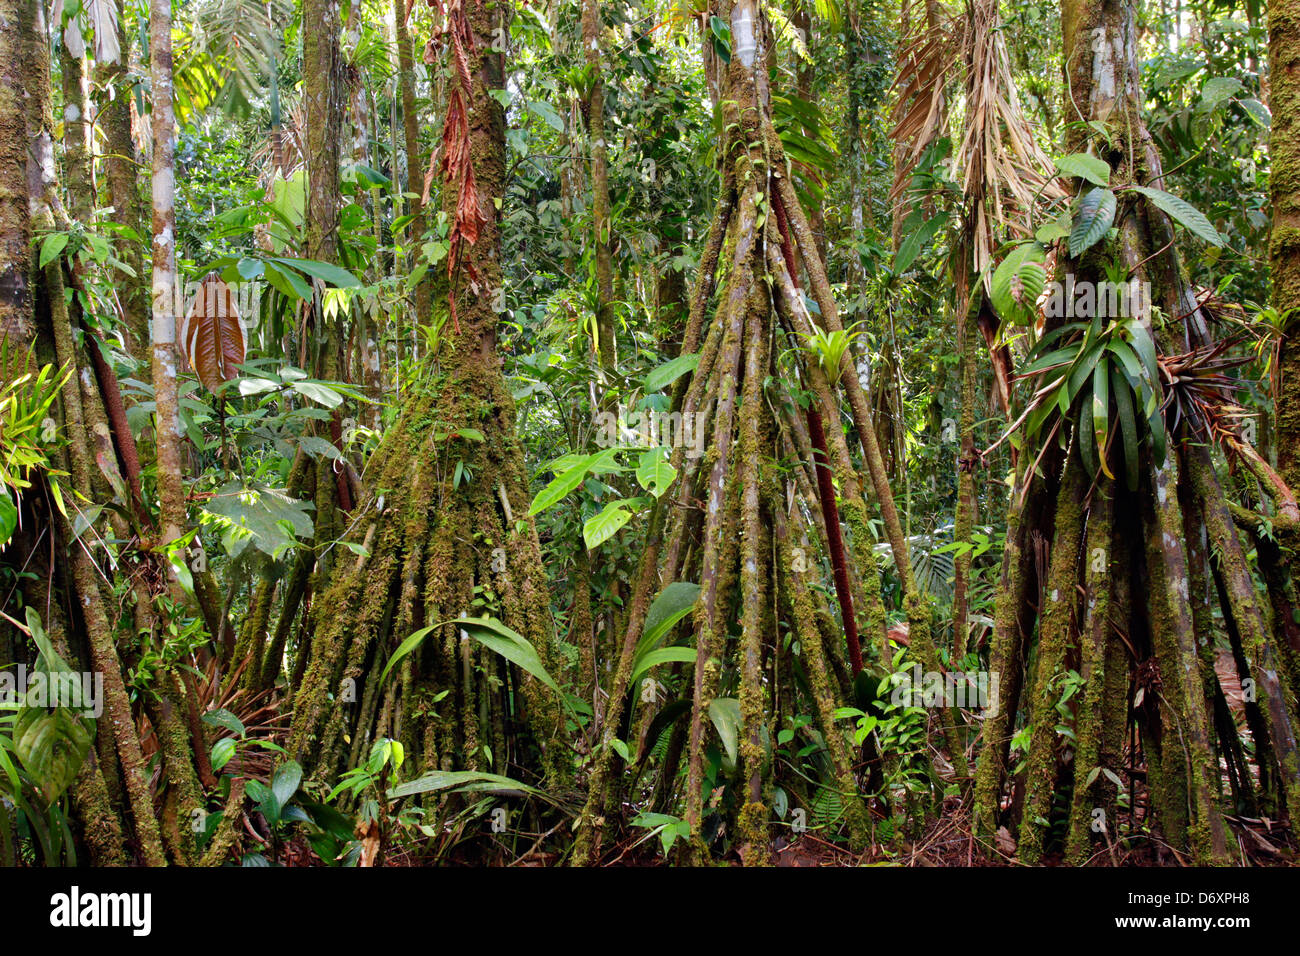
[
  {"x1": 0, "y1": 0, "x2": 214, "y2": 866},
  {"x1": 974, "y1": 0, "x2": 1299, "y2": 865},
  {"x1": 571, "y1": 0, "x2": 961, "y2": 867},
  {"x1": 1272, "y1": 0, "x2": 1300, "y2": 495},
  {"x1": 97, "y1": 0, "x2": 151, "y2": 365},
  {"x1": 288, "y1": 0, "x2": 569, "y2": 800}
]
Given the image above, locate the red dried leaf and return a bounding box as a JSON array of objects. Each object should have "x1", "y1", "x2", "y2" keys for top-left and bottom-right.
[{"x1": 181, "y1": 273, "x2": 246, "y2": 393}]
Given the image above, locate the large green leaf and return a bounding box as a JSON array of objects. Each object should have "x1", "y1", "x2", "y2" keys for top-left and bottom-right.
[
  {"x1": 270, "y1": 760, "x2": 302, "y2": 810},
  {"x1": 643, "y1": 353, "x2": 700, "y2": 393},
  {"x1": 635, "y1": 448, "x2": 677, "y2": 498},
  {"x1": 0, "y1": 489, "x2": 16, "y2": 549},
  {"x1": 1055, "y1": 153, "x2": 1110, "y2": 187},
  {"x1": 13, "y1": 710, "x2": 91, "y2": 803},
  {"x1": 528, "y1": 100, "x2": 565, "y2": 132},
  {"x1": 1069, "y1": 188, "x2": 1117, "y2": 258},
  {"x1": 528, "y1": 448, "x2": 622, "y2": 516},
  {"x1": 1128, "y1": 186, "x2": 1224, "y2": 247},
  {"x1": 989, "y1": 242, "x2": 1046, "y2": 324},
  {"x1": 271, "y1": 256, "x2": 362, "y2": 288},
  {"x1": 382, "y1": 616, "x2": 564, "y2": 699},
  {"x1": 452, "y1": 616, "x2": 563, "y2": 697},
  {"x1": 12, "y1": 609, "x2": 94, "y2": 804},
  {"x1": 631, "y1": 647, "x2": 699, "y2": 686},
  {"x1": 528, "y1": 461, "x2": 588, "y2": 516},
  {"x1": 1092, "y1": 356, "x2": 1113, "y2": 479},
  {"x1": 203, "y1": 482, "x2": 314, "y2": 559},
  {"x1": 708, "y1": 697, "x2": 741, "y2": 765},
  {"x1": 379, "y1": 624, "x2": 437, "y2": 684},
  {"x1": 583, "y1": 500, "x2": 633, "y2": 549},
  {"x1": 893, "y1": 212, "x2": 947, "y2": 274},
  {"x1": 1110, "y1": 364, "x2": 1140, "y2": 491},
  {"x1": 636, "y1": 581, "x2": 701, "y2": 660},
  {"x1": 387, "y1": 769, "x2": 539, "y2": 801}
]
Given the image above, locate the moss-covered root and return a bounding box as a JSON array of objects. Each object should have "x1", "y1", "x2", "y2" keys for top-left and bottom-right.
[
  {"x1": 770, "y1": 490, "x2": 872, "y2": 849},
  {"x1": 1065, "y1": 484, "x2": 1114, "y2": 865},
  {"x1": 735, "y1": 283, "x2": 773, "y2": 866},
  {"x1": 1146, "y1": 453, "x2": 1229, "y2": 863},
  {"x1": 1186, "y1": 446, "x2": 1300, "y2": 815},
  {"x1": 199, "y1": 777, "x2": 247, "y2": 867},
  {"x1": 1017, "y1": 452, "x2": 1088, "y2": 865},
  {"x1": 1270, "y1": 0, "x2": 1300, "y2": 495},
  {"x1": 71, "y1": 756, "x2": 128, "y2": 865},
  {"x1": 972, "y1": 459, "x2": 1036, "y2": 843}
]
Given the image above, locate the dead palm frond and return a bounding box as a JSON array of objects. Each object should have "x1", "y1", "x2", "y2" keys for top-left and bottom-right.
[
  {"x1": 890, "y1": 0, "x2": 1063, "y2": 277},
  {"x1": 954, "y1": 0, "x2": 1064, "y2": 281},
  {"x1": 889, "y1": 1, "x2": 961, "y2": 206}
]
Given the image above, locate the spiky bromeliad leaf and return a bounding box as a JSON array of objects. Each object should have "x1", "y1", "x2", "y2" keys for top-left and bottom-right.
[{"x1": 1069, "y1": 187, "x2": 1117, "y2": 258}]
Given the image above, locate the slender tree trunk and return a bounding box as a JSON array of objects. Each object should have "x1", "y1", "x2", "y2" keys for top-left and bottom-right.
[
  {"x1": 98, "y1": 0, "x2": 151, "y2": 364},
  {"x1": 581, "y1": 0, "x2": 617, "y2": 372},
  {"x1": 149, "y1": 0, "x2": 185, "y2": 544},
  {"x1": 395, "y1": 0, "x2": 431, "y2": 325}
]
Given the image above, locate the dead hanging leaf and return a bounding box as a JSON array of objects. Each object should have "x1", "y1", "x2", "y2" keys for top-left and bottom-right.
[{"x1": 181, "y1": 273, "x2": 246, "y2": 393}]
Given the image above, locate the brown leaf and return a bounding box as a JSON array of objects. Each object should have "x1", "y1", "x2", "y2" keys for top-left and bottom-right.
[{"x1": 181, "y1": 273, "x2": 245, "y2": 393}]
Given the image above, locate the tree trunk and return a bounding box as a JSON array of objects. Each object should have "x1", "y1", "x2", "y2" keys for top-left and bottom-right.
[
  {"x1": 149, "y1": 0, "x2": 185, "y2": 545},
  {"x1": 1270, "y1": 0, "x2": 1300, "y2": 494},
  {"x1": 581, "y1": 0, "x2": 617, "y2": 372}
]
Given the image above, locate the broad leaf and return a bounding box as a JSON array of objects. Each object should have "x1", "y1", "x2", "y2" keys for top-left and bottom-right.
[
  {"x1": 180, "y1": 273, "x2": 246, "y2": 393},
  {"x1": 452, "y1": 616, "x2": 563, "y2": 697},
  {"x1": 630, "y1": 646, "x2": 698, "y2": 685},
  {"x1": 1128, "y1": 186, "x2": 1224, "y2": 247},
  {"x1": 635, "y1": 448, "x2": 677, "y2": 498},
  {"x1": 583, "y1": 500, "x2": 633, "y2": 549},
  {"x1": 1069, "y1": 188, "x2": 1117, "y2": 258},
  {"x1": 643, "y1": 353, "x2": 700, "y2": 393},
  {"x1": 708, "y1": 697, "x2": 742, "y2": 765},
  {"x1": 388, "y1": 769, "x2": 539, "y2": 801},
  {"x1": 1055, "y1": 153, "x2": 1110, "y2": 187}
]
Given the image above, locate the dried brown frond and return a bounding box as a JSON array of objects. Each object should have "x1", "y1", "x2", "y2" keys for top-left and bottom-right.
[
  {"x1": 955, "y1": 0, "x2": 1064, "y2": 280},
  {"x1": 889, "y1": 2, "x2": 962, "y2": 204}
]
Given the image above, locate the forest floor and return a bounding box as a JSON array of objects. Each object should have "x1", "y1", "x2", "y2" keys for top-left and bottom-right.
[{"x1": 265, "y1": 800, "x2": 1296, "y2": 867}]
